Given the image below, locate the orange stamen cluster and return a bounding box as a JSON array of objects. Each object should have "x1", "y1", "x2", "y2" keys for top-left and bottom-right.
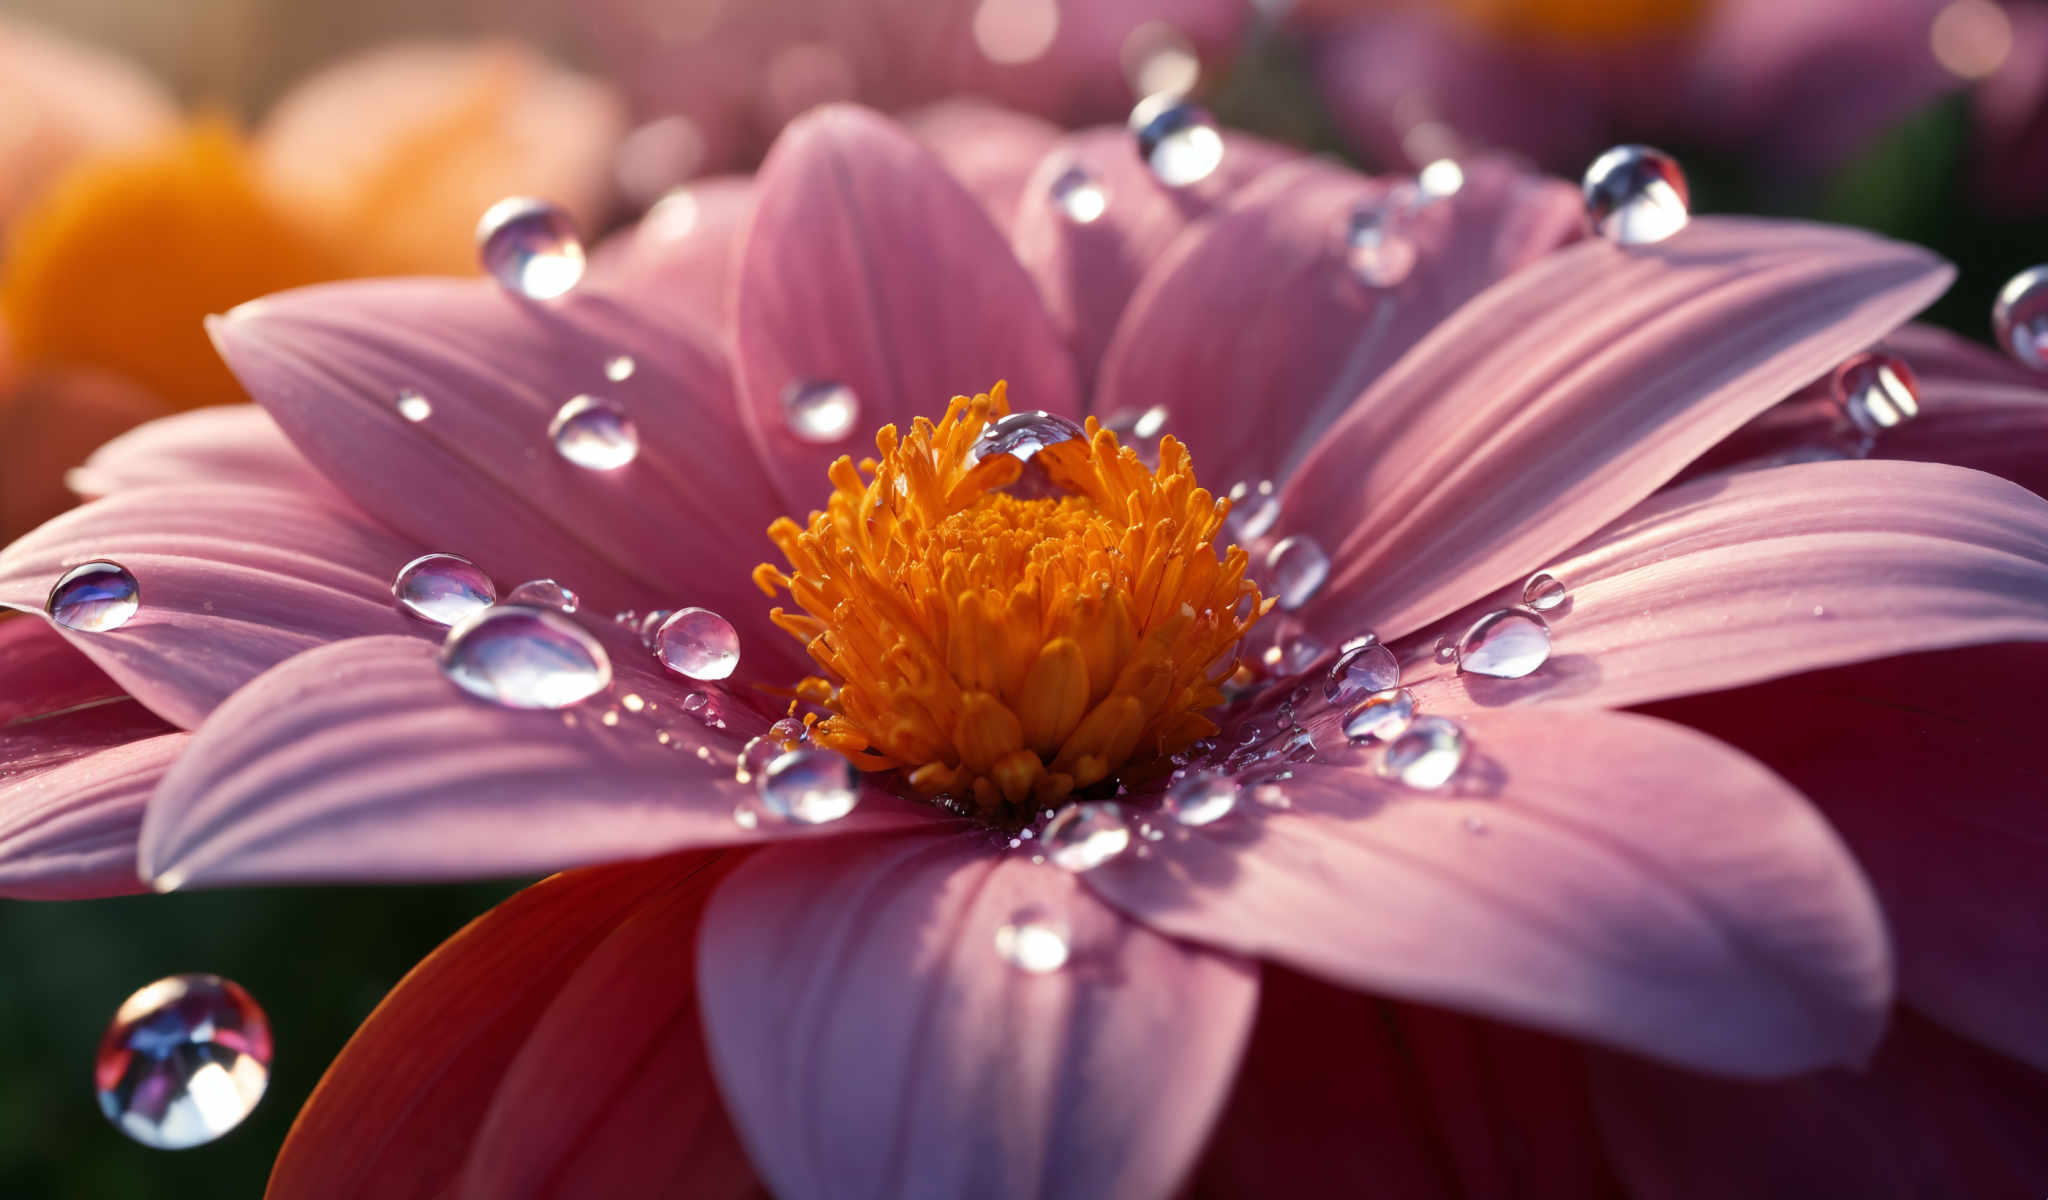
[{"x1": 754, "y1": 383, "x2": 1271, "y2": 820}]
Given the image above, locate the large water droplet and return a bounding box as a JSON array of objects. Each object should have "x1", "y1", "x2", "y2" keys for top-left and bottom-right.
[
  {"x1": 1043, "y1": 801, "x2": 1132, "y2": 871},
  {"x1": 476, "y1": 197, "x2": 585, "y2": 299},
  {"x1": 504, "y1": 578, "x2": 579, "y2": 613},
  {"x1": 1049, "y1": 164, "x2": 1108, "y2": 223},
  {"x1": 549, "y1": 396, "x2": 639, "y2": 470},
  {"x1": 1456, "y1": 608, "x2": 1552, "y2": 679},
  {"x1": 1340, "y1": 192, "x2": 1420, "y2": 288},
  {"x1": 758, "y1": 748, "x2": 859, "y2": 824},
  {"x1": 1521, "y1": 571, "x2": 1567, "y2": 612},
  {"x1": 1165, "y1": 773, "x2": 1241, "y2": 827},
  {"x1": 1325, "y1": 640, "x2": 1400, "y2": 705},
  {"x1": 1129, "y1": 94, "x2": 1223, "y2": 187},
  {"x1": 392, "y1": 553, "x2": 496, "y2": 627},
  {"x1": 653, "y1": 607, "x2": 740, "y2": 681},
  {"x1": 1266, "y1": 534, "x2": 1330, "y2": 611},
  {"x1": 1227, "y1": 479, "x2": 1279, "y2": 541},
  {"x1": 782, "y1": 379, "x2": 860, "y2": 443},
  {"x1": 1993, "y1": 265, "x2": 2048, "y2": 370},
  {"x1": 96, "y1": 974, "x2": 271, "y2": 1150},
  {"x1": 1378, "y1": 715, "x2": 1465, "y2": 788},
  {"x1": 47, "y1": 561, "x2": 140, "y2": 632},
  {"x1": 394, "y1": 388, "x2": 432, "y2": 422},
  {"x1": 440, "y1": 605, "x2": 612, "y2": 709},
  {"x1": 994, "y1": 906, "x2": 1071, "y2": 973},
  {"x1": 1581, "y1": 145, "x2": 1689, "y2": 245},
  {"x1": 971, "y1": 409, "x2": 1085, "y2": 466},
  {"x1": 1832, "y1": 352, "x2": 1921, "y2": 436},
  {"x1": 1342, "y1": 687, "x2": 1415, "y2": 744}
]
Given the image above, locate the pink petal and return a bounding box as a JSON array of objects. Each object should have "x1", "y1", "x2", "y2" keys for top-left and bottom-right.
[
  {"x1": 1282, "y1": 217, "x2": 1953, "y2": 643},
  {"x1": 903, "y1": 99, "x2": 1061, "y2": 225},
  {"x1": 1094, "y1": 154, "x2": 1581, "y2": 483},
  {"x1": 587, "y1": 175, "x2": 755, "y2": 327},
  {"x1": 732, "y1": 105, "x2": 1080, "y2": 509},
  {"x1": 141, "y1": 635, "x2": 923, "y2": 890},
  {"x1": 1402, "y1": 459, "x2": 2048, "y2": 713},
  {"x1": 0, "y1": 365, "x2": 166, "y2": 541},
  {"x1": 0, "y1": 484, "x2": 423, "y2": 727},
  {"x1": 0, "y1": 610, "x2": 127, "y2": 724},
  {"x1": 0, "y1": 732, "x2": 183, "y2": 899},
  {"x1": 66, "y1": 404, "x2": 330, "y2": 499},
  {"x1": 1087, "y1": 707, "x2": 1889, "y2": 1077},
  {"x1": 697, "y1": 830, "x2": 1258, "y2": 1200}
]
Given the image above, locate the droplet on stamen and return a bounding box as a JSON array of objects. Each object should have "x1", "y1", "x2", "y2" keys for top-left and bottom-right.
[
  {"x1": 476, "y1": 197, "x2": 585, "y2": 299},
  {"x1": 1581, "y1": 145, "x2": 1690, "y2": 245},
  {"x1": 392, "y1": 553, "x2": 495, "y2": 627},
  {"x1": 96, "y1": 974, "x2": 271, "y2": 1150},
  {"x1": 47, "y1": 561, "x2": 140, "y2": 632}
]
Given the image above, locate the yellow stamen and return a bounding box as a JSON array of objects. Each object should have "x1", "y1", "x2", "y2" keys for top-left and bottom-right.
[{"x1": 756, "y1": 383, "x2": 1271, "y2": 821}]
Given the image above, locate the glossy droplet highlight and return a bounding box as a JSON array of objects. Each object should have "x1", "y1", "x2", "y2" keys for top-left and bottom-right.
[
  {"x1": 654, "y1": 607, "x2": 740, "y2": 681},
  {"x1": 392, "y1": 553, "x2": 496, "y2": 626},
  {"x1": 1165, "y1": 773, "x2": 1240, "y2": 827},
  {"x1": 1325, "y1": 640, "x2": 1400, "y2": 706},
  {"x1": 96, "y1": 974, "x2": 271, "y2": 1150},
  {"x1": 970, "y1": 409, "x2": 1085, "y2": 466},
  {"x1": 394, "y1": 388, "x2": 432, "y2": 422},
  {"x1": 1341, "y1": 193, "x2": 1420, "y2": 288},
  {"x1": 504, "y1": 578, "x2": 579, "y2": 613},
  {"x1": 1378, "y1": 715, "x2": 1466, "y2": 789},
  {"x1": 1129, "y1": 94, "x2": 1223, "y2": 187},
  {"x1": 1342, "y1": 687, "x2": 1415, "y2": 745},
  {"x1": 440, "y1": 606, "x2": 612, "y2": 709},
  {"x1": 1266, "y1": 534, "x2": 1329, "y2": 611},
  {"x1": 1049, "y1": 164, "x2": 1108, "y2": 223},
  {"x1": 1522, "y1": 571, "x2": 1567, "y2": 612},
  {"x1": 1260, "y1": 631, "x2": 1327, "y2": 678},
  {"x1": 1456, "y1": 608, "x2": 1552, "y2": 679},
  {"x1": 604, "y1": 354, "x2": 636, "y2": 382},
  {"x1": 476, "y1": 197, "x2": 585, "y2": 299},
  {"x1": 758, "y1": 748, "x2": 860, "y2": 824},
  {"x1": 782, "y1": 379, "x2": 860, "y2": 443},
  {"x1": 1433, "y1": 636, "x2": 1458, "y2": 664},
  {"x1": 1994, "y1": 265, "x2": 2048, "y2": 370},
  {"x1": 1227, "y1": 479, "x2": 1279, "y2": 540},
  {"x1": 1833, "y1": 352, "x2": 1921, "y2": 436},
  {"x1": 47, "y1": 561, "x2": 139, "y2": 632},
  {"x1": 994, "y1": 906, "x2": 1070, "y2": 973},
  {"x1": 549, "y1": 396, "x2": 639, "y2": 470},
  {"x1": 1581, "y1": 145, "x2": 1689, "y2": 245},
  {"x1": 1043, "y1": 801, "x2": 1132, "y2": 871}
]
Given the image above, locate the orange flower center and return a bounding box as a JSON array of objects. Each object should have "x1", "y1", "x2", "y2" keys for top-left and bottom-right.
[
  {"x1": 755, "y1": 384, "x2": 1270, "y2": 821},
  {"x1": 1442, "y1": 0, "x2": 1707, "y2": 43}
]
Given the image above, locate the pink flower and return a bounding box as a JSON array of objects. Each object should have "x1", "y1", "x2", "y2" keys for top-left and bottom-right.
[{"x1": 4, "y1": 105, "x2": 2047, "y2": 1193}]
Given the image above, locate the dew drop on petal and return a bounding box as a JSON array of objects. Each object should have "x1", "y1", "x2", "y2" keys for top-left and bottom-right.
[
  {"x1": 1049, "y1": 163, "x2": 1108, "y2": 223},
  {"x1": 1043, "y1": 801, "x2": 1132, "y2": 871},
  {"x1": 1340, "y1": 194, "x2": 1419, "y2": 288},
  {"x1": 47, "y1": 561, "x2": 140, "y2": 632},
  {"x1": 653, "y1": 606, "x2": 740, "y2": 681},
  {"x1": 1377, "y1": 715, "x2": 1466, "y2": 789},
  {"x1": 1100, "y1": 404, "x2": 1167, "y2": 444},
  {"x1": 1433, "y1": 635, "x2": 1459, "y2": 665},
  {"x1": 1341, "y1": 631, "x2": 1380, "y2": 654},
  {"x1": 1417, "y1": 158, "x2": 1465, "y2": 198},
  {"x1": 757, "y1": 748, "x2": 860, "y2": 824},
  {"x1": 1325, "y1": 640, "x2": 1400, "y2": 705},
  {"x1": 439, "y1": 606, "x2": 612, "y2": 709},
  {"x1": 994, "y1": 906, "x2": 1071, "y2": 973},
  {"x1": 1227, "y1": 479, "x2": 1280, "y2": 540},
  {"x1": 394, "y1": 388, "x2": 432, "y2": 422},
  {"x1": 1129, "y1": 93, "x2": 1223, "y2": 187},
  {"x1": 1581, "y1": 145, "x2": 1689, "y2": 245},
  {"x1": 1266, "y1": 534, "x2": 1330, "y2": 611},
  {"x1": 1260, "y1": 631, "x2": 1327, "y2": 678},
  {"x1": 1456, "y1": 608, "x2": 1551, "y2": 679},
  {"x1": 1832, "y1": 352, "x2": 1921, "y2": 436},
  {"x1": 782, "y1": 379, "x2": 860, "y2": 443},
  {"x1": 1164, "y1": 773, "x2": 1240, "y2": 827},
  {"x1": 1341, "y1": 687, "x2": 1414, "y2": 745},
  {"x1": 637, "y1": 608, "x2": 675, "y2": 651},
  {"x1": 392, "y1": 553, "x2": 495, "y2": 627},
  {"x1": 96, "y1": 974, "x2": 271, "y2": 1150},
  {"x1": 735, "y1": 734, "x2": 778, "y2": 783},
  {"x1": 476, "y1": 197, "x2": 585, "y2": 299},
  {"x1": 549, "y1": 396, "x2": 639, "y2": 470},
  {"x1": 504, "y1": 578, "x2": 579, "y2": 613},
  {"x1": 604, "y1": 354, "x2": 637, "y2": 382},
  {"x1": 1521, "y1": 571, "x2": 1567, "y2": 612},
  {"x1": 1993, "y1": 265, "x2": 2048, "y2": 370}
]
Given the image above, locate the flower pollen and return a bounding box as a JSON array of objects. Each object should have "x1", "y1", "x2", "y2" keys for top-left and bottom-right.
[{"x1": 755, "y1": 383, "x2": 1271, "y2": 823}]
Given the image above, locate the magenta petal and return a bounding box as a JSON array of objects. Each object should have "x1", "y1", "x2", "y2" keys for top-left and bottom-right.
[
  {"x1": 1095, "y1": 154, "x2": 1581, "y2": 483},
  {"x1": 1403, "y1": 459, "x2": 2048, "y2": 713},
  {"x1": 1282, "y1": 217, "x2": 1952, "y2": 643},
  {"x1": 0, "y1": 485, "x2": 422, "y2": 727},
  {"x1": 66, "y1": 405, "x2": 330, "y2": 499},
  {"x1": 0, "y1": 611, "x2": 127, "y2": 723},
  {"x1": 697, "y1": 830, "x2": 1258, "y2": 1200},
  {"x1": 0, "y1": 732, "x2": 184, "y2": 899},
  {"x1": 732, "y1": 105, "x2": 1080, "y2": 508},
  {"x1": 141, "y1": 636, "x2": 923, "y2": 890},
  {"x1": 587, "y1": 175, "x2": 755, "y2": 327},
  {"x1": 903, "y1": 99, "x2": 1061, "y2": 226},
  {"x1": 1088, "y1": 707, "x2": 1889, "y2": 1077}
]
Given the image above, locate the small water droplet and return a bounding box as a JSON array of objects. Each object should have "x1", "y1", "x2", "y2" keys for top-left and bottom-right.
[
  {"x1": 1462, "y1": 814, "x2": 1490, "y2": 836},
  {"x1": 604, "y1": 354, "x2": 637, "y2": 383},
  {"x1": 504, "y1": 578, "x2": 579, "y2": 613},
  {"x1": 96, "y1": 974, "x2": 271, "y2": 1149},
  {"x1": 758, "y1": 748, "x2": 859, "y2": 824},
  {"x1": 392, "y1": 553, "x2": 495, "y2": 626},
  {"x1": 548, "y1": 396, "x2": 639, "y2": 470},
  {"x1": 1581, "y1": 145, "x2": 1689, "y2": 245},
  {"x1": 439, "y1": 605, "x2": 612, "y2": 709},
  {"x1": 1043, "y1": 801, "x2": 1132, "y2": 871},
  {"x1": 394, "y1": 388, "x2": 432, "y2": 422},
  {"x1": 1100, "y1": 404, "x2": 1168, "y2": 445},
  {"x1": 1832, "y1": 352, "x2": 1920, "y2": 436},
  {"x1": 1993, "y1": 265, "x2": 2048, "y2": 370},
  {"x1": 782, "y1": 380, "x2": 860, "y2": 443},
  {"x1": 621, "y1": 693, "x2": 646, "y2": 712},
  {"x1": 994, "y1": 906, "x2": 1071, "y2": 973},
  {"x1": 636, "y1": 608, "x2": 675, "y2": 651},
  {"x1": 1325, "y1": 641, "x2": 1401, "y2": 705},
  {"x1": 1417, "y1": 158, "x2": 1465, "y2": 198},
  {"x1": 1456, "y1": 608, "x2": 1552, "y2": 679},
  {"x1": 736, "y1": 734, "x2": 778, "y2": 783},
  {"x1": 1340, "y1": 193, "x2": 1419, "y2": 288},
  {"x1": 1522, "y1": 571, "x2": 1567, "y2": 612},
  {"x1": 1226, "y1": 479, "x2": 1280, "y2": 541},
  {"x1": 732, "y1": 804, "x2": 759, "y2": 829},
  {"x1": 1049, "y1": 164, "x2": 1108, "y2": 223},
  {"x1": 1378, "y1": 715, "x2": 1466, "y2": 789},
  {"x1": 476, "y1": 197, "x2": 585, "y2": 299},
  {"x1": 1433, "y1": 635, "x2": 1459, "y2": 665},
  {"x1": 1129, "y1": 94, "x2": 1223, "y2": 187},
  {"x1": 653, "y1": 607, "x2": 740, "y2": 681},
  {"x1": 1259, "y1": 631, "x2": 1327, "y2": 678},
  {"x1": 47, "y1": 561, "x2": 140, "y2": 632},
  {"x1": 1165, "y1": 773, "x2": 1241, "y2": 827},
  {"x1": 1266, "y1": 535, "x2": 1330, "y2": 611},
  {"x1": 1341, "y1": 687, "x2": 1415, "y2": 744}
]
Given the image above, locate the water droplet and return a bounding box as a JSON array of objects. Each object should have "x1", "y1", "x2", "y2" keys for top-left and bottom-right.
[
  {"x1": 1259, "y1": 631, "x2": 1327, "y2": 677},
  {"x1": 1266, "y1": 535, "x2": 1330, "y2": 611},
  {"x1": 1522, "y1": 571, "x2": 1567, "y2": 612},
  {"x1": 1417, "y1": 158, "x2": 1465, "y2": 198},
  {"x1": 1832, "y1": 352, "x2": 1921, "y2": 436},
  {"x1": 1165, "y1": 773, "x2": 1240, "y2": 827},
  {"x1": 439, "y1": 605, "x2": 612, "y2": 709},
  {"x1": 549, "y1": 396, "x2": 639, "y2": 470},
  {"x1": 1128, "y1": 94, "x2": 1223, "y2": 187},
  {"x1": 1340, "y1": 193, "x2": 1419, "y2": 288},
  {"x1": 1341, "y1": 687, "x2": 1415, "y2": 744},
  {"x1": 1378, "y1": 715, "x2": 1466, "y2": 789},
  {"x1": 96, "y1": 974, "x2": 271, "y2": 1150},
  {"x1": 46, "y1": 561, "x2": 140, "y2": 632},
  {"x1": 736, "y1": 735, "x2": 778, "y2": 783},
  {"x1": 1433, "y1": 635, "x2": 1458, "y2": 665},
  {"x1": 476, "y1": 197, "x2": 585, "y2": 299},
  {"x1": 1340, "y1": 631, "x2": 1380, "y2": 653},
  {"x1": 636, "y1": 608, "x2": 675, "y2": 651},
  {"x1": 1227, "y1": 479, "x2": 1280, "y2": 541},
  {"x1": 732, "y1": 804, "x2": 760, "y2": 830},
  {"x1": 1456, "y1": 608, "x2": 1552, "y2": 679},
  {"x1": 782, "y1": 379, "x2": 860, "y2": 443},
  {"x1": 994, "y1": 907, "x2": 1071, "y2": 973},
  {"x1": 394, "y1": 388, "x2": 432, "y2": 422},
  {"x1": 970, "y1": 409, "x2": 1085, "y2": 465},
  {"x1": 1325, "y1": 640, "x2": 1401, "y2": 705},
  {"x1": 1100, "y1": 404, "x2": 1168, "y2": 444},
  {"x1": 653, "y1": 607, "x2": 740, "y2": 681},
  {"x1": 604, "y1": 354, "x2": 637, "y2": 382},
  {"x1": 1043, "y1": 801, "x2": 1132, "y2": 871},
  {"x1": 391, "y1": 553, "x2": 495, "y2": 626},
  {"x1": 1993, "y1": 265, "x2": 2048, "y2": 370},
  {"x1": 1049, "y1": 164, "x2": 1108, "y2": 223},
  {"x1": 757, "y1": 748, "x2": 860, "y2": 824},
  {"x1": 504, "y1": 578, "x2": 579, "y2": 613},
  {"x1": 1581, "y1": 145, "x2": 1690, "y2": 245}
]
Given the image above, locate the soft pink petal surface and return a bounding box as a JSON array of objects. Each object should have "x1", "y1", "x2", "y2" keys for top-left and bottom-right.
[
  {"x1": 67, "y1": 404, "x2": 330, "y2": 500},
  {"x1": 0, "y1": 731, "x2": 182, "y2": 899},
  {"x1": 904, "y1": 99, "x2": 1062, "y2": 226},
  {"x1": 588, "y1": 175, "x2": 755, "y2": 327}
]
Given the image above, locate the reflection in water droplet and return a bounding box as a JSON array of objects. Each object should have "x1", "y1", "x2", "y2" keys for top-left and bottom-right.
[
  {"x1": 758, "y1": 748, "x2": 860, "y2": 824},
  {"x1": 1833, "y1": 352, "x2": 1921, "y2": 436},
  {"x1": 782, "y1": 379, "x2": 861, "y2": 443},
  {"x1": 439, "y1": 605, "x2": 612, "y2": 709},
  {"x1": 1341, "y1": 687, "x2": 1414, "y2": 744},
  {"x1": 1266, "y1": 535, "x2": 1330, "y2": 611},
  {"x1": 970, "y1": 409, "x2": 1086, "y2": 467},
  {"x1": 1128, "y1": 94, "x2": 1224, "y2": 187},
  {"x1": 476, "y1": 197, "x2": 586, "y2": 299},
  {"x1": 1433, "y1": 636, "x2": 1458, "y2": 665},
  {"x1": 1165, "y1": 773, "x2": 1240, "y2": 827},
  {"x1": 394, "y1": 388, "x2": 432, "y2": 422},
  {"x1": 1994, "y1": 265, "x2": 2048, "y2": 370},
  {"x1": 1456, "y1": 608, "x2": 1552, "y2": 679},
  {"x1": 994, "y1": 906, "x2": 1071, "y2": 973},
  {"x1": 1049, "y1": 163, "x2": 1108, "y2": 223},
  {"x1": 605, "y1": 355, "x2": 637, "y2": 383},
  {"x1": 1100, "y1": 404, "x2": 1168, "y2": 446},
  {"x1": 1522, "y1": 571, "x2": 1567, "y2": 612},
  {"x1": 654, "y1": 607, "x2": 740, "y2": 681},
  {"x1": 504, "y1": 578, "x2": 579, "y2": 613},
  {"x1": 1341, "y1": 192, "x2": 1419, "y2": 288},
  {"x1": 1378, "y1": 715, "x2": 1466, "y2": 789},
  {"x1": 1260, "y1": 631, "x2": 1328, "y2": 678},
  {"x1": 96, "y1": 974, "x2": 271, "y2": 1150},
  {"x1": 1227, "y1": 479, "x2": 1279, "y2": 541},
  {"x1": 1043, "y1": 801, "x2": 1132, "y2": 870},
  {"x1": 1418, "y1": 158, "x2": 1465, "y2": 198},
  {"x1": 1581, "y1": 145, "x2": 1690, "y2": 245},
  {"x1": 549, "y1": 396, "x2": 640, "y2": 470},
  {"x1": 1325, "y1": 641, "x2": 1400, "y2": 705},
  {"x1": 392, "y1": 553, "x2": 495, "y2": 626},
  {"x1": 47, "y1": 561, "x2": 140, "y2": 632}
]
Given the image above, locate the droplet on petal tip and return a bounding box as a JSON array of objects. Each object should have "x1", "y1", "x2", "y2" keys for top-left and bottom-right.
[
  {"x1": 439, "y1": 605, "x2": 612, "y2": 710},
  {"x1": 1581, "y1": 144, "x2": 1690, "y2": 245},
  {"x1": 96, "y1": 974, "x2": 271, "y2": 1150},
  {"x1": 391, "y1": 553, "x2": 495, "y2": 627},
  {"x1": 1128, "y1": 93, "x2": 1223, "y2": 187},
  {"x1": 476, "y1": 196, "x2": 585, "y2": 299},
  {"x1": 47, "y1": 561, "x2": 140, "y2": 632},
  {"x1": 1993, "y1": 265, "x2": 2048, "y2": 370}
]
